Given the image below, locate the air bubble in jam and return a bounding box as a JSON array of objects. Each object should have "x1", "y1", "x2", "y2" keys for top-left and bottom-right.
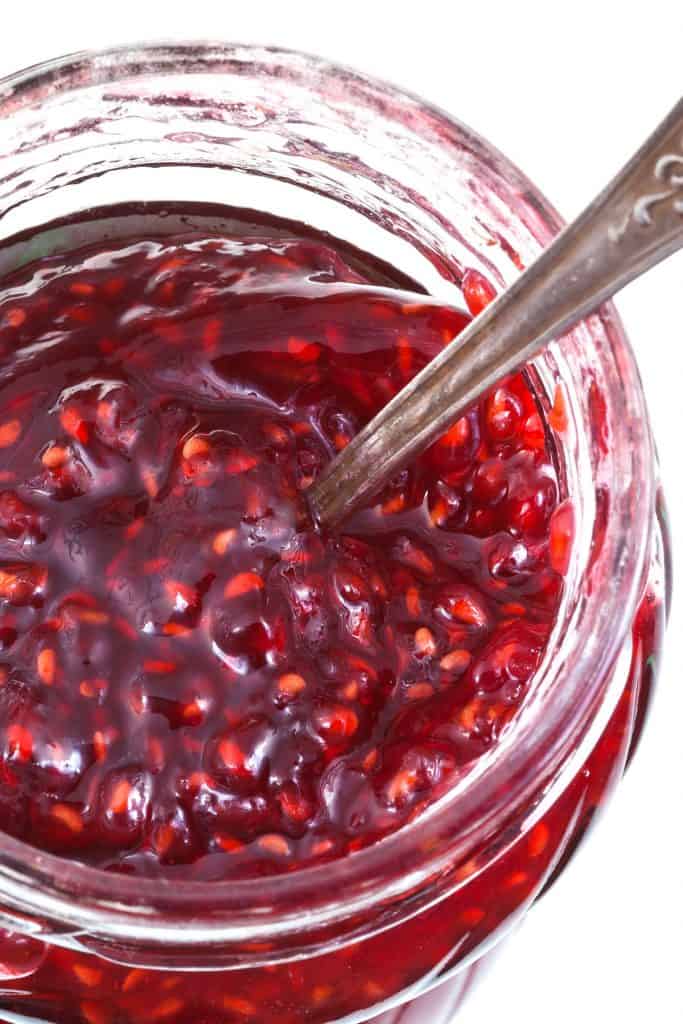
[
  {"x1": 0, "y1": 212, "x2": 661, "y2": 1024},
  {"x1": 0, "y1": 930, "x2": 46, "y2": 980}
]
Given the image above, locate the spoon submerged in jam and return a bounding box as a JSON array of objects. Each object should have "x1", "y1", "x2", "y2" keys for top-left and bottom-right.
[
  {"x1": 0, "y1": 226, "x2": 565, "y2": 876},
  {"x1": 309, "y1": 97, "x2": 683, "y2": 527}
]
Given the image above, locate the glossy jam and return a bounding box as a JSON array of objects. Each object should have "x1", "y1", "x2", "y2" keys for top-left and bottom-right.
[
  {"x1": 0, "y1": 219, "x2": 664, "y2": 1024},
  {"x1": 0, "y1": 230, "x2": 563, "y2": 878}
]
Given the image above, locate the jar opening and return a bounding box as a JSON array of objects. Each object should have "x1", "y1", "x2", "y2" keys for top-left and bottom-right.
[{"x1": 0, "y1": 42, "x2": 653, "y2": 958}]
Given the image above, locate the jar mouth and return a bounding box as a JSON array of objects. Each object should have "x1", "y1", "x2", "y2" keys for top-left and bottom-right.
[{"x1": 0, "y1": 41, "x2": 654, "y2": 949}]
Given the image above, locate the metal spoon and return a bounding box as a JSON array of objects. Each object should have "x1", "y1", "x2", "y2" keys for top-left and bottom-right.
[{"x1": 308, "y1": 97, "x2": 683, "y2": 529}]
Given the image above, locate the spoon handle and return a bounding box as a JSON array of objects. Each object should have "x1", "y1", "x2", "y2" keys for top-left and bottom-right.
[{"x1": 309, "y1": 97, "x2": 683, "y2": 528}]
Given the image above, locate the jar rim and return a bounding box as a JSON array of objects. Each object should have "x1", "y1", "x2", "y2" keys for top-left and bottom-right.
[{"x1": 0, "y1": 41, "x2": 654, "y2": 949}]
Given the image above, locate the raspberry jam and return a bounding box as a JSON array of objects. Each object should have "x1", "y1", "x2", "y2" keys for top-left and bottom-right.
[
  {"x1": 0, "y1": 222, "x2": 563, "y2": 877},
  {"x1": 0, "y1": 211, "x2": 664, "y2": 1024}
]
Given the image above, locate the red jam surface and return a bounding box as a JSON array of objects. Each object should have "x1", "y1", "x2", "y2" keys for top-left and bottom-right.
[
  {"x1": 0, "y1": 227, "x2": 566, "y2": 878},
  {"x1": 0, "y1": 217, "x2": 666, "y2": 1024}
]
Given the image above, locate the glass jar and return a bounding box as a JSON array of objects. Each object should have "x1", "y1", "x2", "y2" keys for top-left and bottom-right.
[{"x1": 0, "y1": 43, "x2": 668, "y2": 1024}]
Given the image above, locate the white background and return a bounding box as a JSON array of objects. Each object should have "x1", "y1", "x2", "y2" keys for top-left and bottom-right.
[{"x1": 1, "y1": 4, "x2": 681, "y2": 1022}]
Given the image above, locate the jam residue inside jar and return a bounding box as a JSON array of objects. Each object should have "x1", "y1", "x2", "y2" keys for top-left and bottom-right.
[{"x1": 0, "y1": 215, "x2": 566, "y2": 879}]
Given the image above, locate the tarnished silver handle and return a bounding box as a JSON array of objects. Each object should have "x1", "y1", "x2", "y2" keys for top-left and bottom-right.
[{"x1": 309, "y1": 97, "x2": 683, "y2": 528}]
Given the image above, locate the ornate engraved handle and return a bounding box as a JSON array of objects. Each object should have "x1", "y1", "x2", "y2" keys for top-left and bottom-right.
[
  {"x1": 309, "y1": 98, "x2": 683, "y2": 527},
  {"x1": 609, "y1": 103, "x2": 683, "y2": 243},
  {"x1": 631, "y1": 154, "x2": 683, "y2": 226}
]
